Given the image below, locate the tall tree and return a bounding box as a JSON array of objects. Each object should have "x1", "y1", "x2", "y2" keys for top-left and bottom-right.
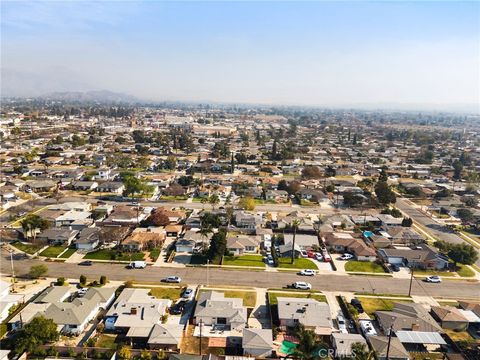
[
  {"x1": 291, "y1": 219, "x2": 300, "y2": 264},
  {"x1": 15, "y1": 316, "x2": 59, "y2": 354},
  {"x1": 20, "y1": 214, "x2": 49, "y2": 242}
]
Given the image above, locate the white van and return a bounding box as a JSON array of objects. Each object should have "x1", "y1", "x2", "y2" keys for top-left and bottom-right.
[{"x1": 128, "y1": 261, "x2": 146, "y2": 269}]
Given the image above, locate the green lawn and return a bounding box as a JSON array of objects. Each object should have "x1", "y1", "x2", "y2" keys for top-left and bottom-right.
[
  {"x1": 59, "y1": 248, "x2": 76, "y2": 258},
  {"x1": 345, "y1": 261, "x2": 386, "y2": 273},
  {"x1": 277, "y1": 257, "x2": 318, "y2": 270},
  {"x1": 11, "y1": 241, "x2": 42, "y2": 254},
  {"x1": 149, "y1": 287, "x2": 183, "y2": 301},
  {"x1": 268, "y1": 291, "x2": 327, "y2": 305},
  {"x1": 456, "y1": 265, "x2": 475, "y2": 277},
  {"x1": 160, "y1": 195, "x2": 188, "y2": 201},
  {"x1": 96, "y1": 334, "x2": 118, "y2": 349},
  {"x1": 356, "y1": 297, "x2": 413, "y2": 316},
  {"x1": 39, "y1": 245, "x2": 66, "y2": 258},
  {"x1": 149, "y1": 248, "x2": 161, "y2": 261},
  {"x1": 200, "y1": 289, "x2": 257, "y2": 307},
  {"x1": 84, "y1": 249, "x2": 145, "y2": 261},
  {"x1": 223, "y1": 255, "x2": 266, "y2": 267}
]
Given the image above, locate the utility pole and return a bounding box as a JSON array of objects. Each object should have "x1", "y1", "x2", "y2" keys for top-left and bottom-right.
[
  {"x1": 10, "y1": 250, "x2": 15, "y2": 291},
  {"x1": 199, "y1": 319, "x2": 203, "y2": 355},
  {"x1": 206, "y1": 260, "x2": 210, "y2": 287},
  {"x1": 385, "y1": 324, "x2": 394, "y2": 360}
]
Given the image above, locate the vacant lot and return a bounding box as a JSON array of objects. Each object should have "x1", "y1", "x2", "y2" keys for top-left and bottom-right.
[
  {"x1": 356, "y1": 297, "x2": 413, "y2": 316},
  {"x1": 268, "y1": 291, "x2": 327, "y2": 305},
  {"x1": 39, "y1": 245, "x2": 66, "y2": 258},
  {"x1": 11, "y1": 241, "x2": 42, "y2": 254},
  {"x1": 148, "y1": 286, "x2": 183, "y2": 301},
  {"x1": 277, "y1": 257, "x2": 318, "y2": 270},
  {"x1": 84, "y1": 249, "x2": 145, "y2": 261},
  {"x1": 223, "y1": 255, "x2": 266, "y2": 267},
  {"x1": 345, "y1": 261, "x2": 386, "y2": 273}
]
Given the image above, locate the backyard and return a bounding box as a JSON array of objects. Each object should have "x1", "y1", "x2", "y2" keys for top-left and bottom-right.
[
  {"x1": 84, "y1": 249, "x2": 145, "y2": 261},
  {"x1": 345, "y1": 261, "x2": 386, "y2": 273},
  {"x1": 39, "y1": 245, "x2": 66, "y2": 258},
  {"x1": 222, "y1": 254, "x2": 266, "y2": 267},
  {"x1": 277, "y1": 257, "x2": 318, "y2": 270}
]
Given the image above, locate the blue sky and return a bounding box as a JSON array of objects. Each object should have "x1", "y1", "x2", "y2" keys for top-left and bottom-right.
[{"x1": 1, "y1": 1, "x2": 479, "y2": 109}]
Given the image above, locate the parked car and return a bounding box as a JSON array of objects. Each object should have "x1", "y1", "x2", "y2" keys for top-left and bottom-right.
[
  {"x1": 425, "y1": 275, "x2": 442, "y2": 283},
  {"x1": 323, "y1": 254, "x2": 332, "y2": 262},
  {"x1": 337, "y1": 314, "x2": 348, "y2": 333},
  {"x1": 350, "y1": 298, "x2": 364, "y2": 313},
  {"x1": 300, "y1": 250, "x2": 308, "y2": 258},
  {"x1": 78, "y1": 261, "x2": 93, "y2": 266},
  {"x1": 339, "y1": 253, "x2": 354, "y2": 260},
  {"x1": 293, "y1": 281, "x2": 312, "y2": 290},
  {"x1": 390, "y1": 264, "x2": 400, "y2": 272},
  {"x1": 307, "y1": 250, "x2": 316, "y2": 258},
  {"x1": 315, "y1": 253, "x2": 323, "y2": 261},
  {"x1": 298, "y1": 269, "x2": 316, "y2": 276},
  {"x1": 182, "y1": 288, "x2": 194, "y2": 299},
  {"x1": 359, "y1": 319, "x2": 377, "y2": 337},
  {"x1": 162, "y1": 276, "x2": 182, "y2": 283},
  {"x1": 131, "y1": 201, "x2": 140, "y2": 206},
  {"x1": 170, "y1": 300, "x2": 187, "y2": 315}
]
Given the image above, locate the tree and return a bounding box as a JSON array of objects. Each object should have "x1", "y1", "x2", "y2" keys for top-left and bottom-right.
[
  {"x1": 144, "y1": 211, "x2": 170, "y2": 227},
  {"x1": 290, "y1": 220, "x2": 300, "y2": 264},
  {"x1": 351, "y1": 342, "x2": 375, "y2": 360},
  {"x1": 118, "y1": 346, "x2": 132, "y2": 360},
  {"x1": 457, "y1": 208, "x2": 473, "y2": 224},
  {"x1": 208, "y1": 194, "x2": 220, "y2": 210},
  {"x1": 301, "y1": 166, "x2": 322, "y2": 179},
  {"x1": 401, "y1": 217, "x2": 413, "y2": 227},
  {"x1": 343, "y1": 192, "x2": 364, "y2": 207},
  {"x1": 324, "y1": 166, "x2": 336, "y2": 177},
  {"x1": 140, "y1": 349, "x2": 152, "y2": 360},
  {"x1": 20, "y1": 214, "x2": 50, "y2": 242},
  {"x1": 292, "y1": 324, "x2": 326, "y2": 360},
  {"x1": 122, "y1": 174, "x2": 153, "y2": 199},
  {"x1": 28, "y1": 264, "x2": 48, "y2": 278},
  {"x1": 239, "y1": 196, "x2": 256, "y2": 211},
  {"x1": 15, "y1": 316, "x2": 59, "y2": 354},
  {"x1": 199, "y1": 225, "x2": 213, "y2": 252},
  {"x1": 374, "y1": 181, "x2": 396, "y2": 205},
  {"x1": 80, "y1": 274, "x2": 87, "y2": 286},
  {"x1": 100, "y1": 275, "x2": 107, "y2": 285},
  {"x1": 207, "y1": 230, "x2": 227, "y2": 263},
  {"x1": 448, "y1": 244, "x2": 478, "y2": 267},
  {"x1": 56, "y1": 277, "x2": 66, "y2": 286},
  {"x1": 453, "y1": 159, "x2": 463, "y2": 180},
  {"x1": 164, "y1": 156, "x2": 177, "y2": 170}
]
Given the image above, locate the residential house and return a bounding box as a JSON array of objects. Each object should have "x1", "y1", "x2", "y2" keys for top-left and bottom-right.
[
  {"x1": 431, "y1": 306, "x2": 469, "y2": 331},
  {"x1": 323, "y1": 232, "x2": 377, "y2": 261},
  {"x1": 75, "y1": 227, "x2": 101, "y2": 251},
  {"x1": 176, "y1": 230, "x2": 210, "y2": 253},
  {"x1": 25, "y1": 180, "x2": 56, "y2": 193},
  {"x1": 375, "y1": 302, "x2": 443, "y2": 333},
  {"x1": 226, "y1": 235, "x2": 261, "y2": 255},
  {"x1": 382, "y1": 227, "x2": 424, "y2": 246},
  {"x1": 121, "y1": 228, "x2": 165, "y2": 251},
  {"x1": 37, "y1": 228, "x2": 79, "y2": 246},
  {"x1": 71, "y1": 181, "x2": 98, "y2": 191},
  {"x1": 193, "y1": 290, "x2": 248, "y2": 331},
  {"x1": 297, "y1": 189, "x2": 327, "y2": 204},
  {"x1": 235, "y1": 211, "x2": 263, "y2": 230},
  {"x1": 96, "y1": 167, "x2": 113, "y2": 181},
  {"x1": 265, "y1": 190, "x2": 289, "y2": 202},
  {"x1": 277, "y1": 297, "x2": 333, "y2": 335},
  {"x1": 283, "y1": 234, "x2": 319, "y2": 251},
  {"x1": 378, "y1": 244, "x2": 449, "y2": 270},
  {"x1": 331, "y1": 333, "x2": 367, "y2": 358},
  {"x1": 147, "y1": 323, "x2": 183, "y2": 351},
  {"x1": 377, "y1": 214, "x2": 403, "y2": 227},
  {"x1": 368, "y1": 336, "x2": 410, "y2": 360},
  {"x1": 0, "y1": 280, "x2": 22, "y2": 322},
  {"x1": 96, "y1": 181, "x2": 125, "y2": 194},
  {"x1": 242, "y1": 328, "x2": 273, "y2": 358},
  {"x1": 165, "y1": 224, "x2": 183, "y2": 237}
]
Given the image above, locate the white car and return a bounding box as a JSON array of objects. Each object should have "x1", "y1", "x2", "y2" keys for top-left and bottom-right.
[
  {"x1": 425, "y1": 275, "x2": 442, "y2": 283},
  {"x1": 315, "y1": 253, "x2": 323, "y2": 261},
  {"x1": 339, "y1": 253, "x2": 354, "y2": 260},
  {"x1": 337, "y1": 315, "x2": 347, "y2": 333},
  {"x1": 299, "y1": 269, "x2": 316, "y2": 276},
  {"x1": 293, "y1": 281, "x2": 312, "y2": 290},
  {"x1": 163, "y1": 276, "x2": 182, "y2": 283}
]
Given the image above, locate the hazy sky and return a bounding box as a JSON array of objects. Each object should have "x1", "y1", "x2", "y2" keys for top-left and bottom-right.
[{"x1": 1, "y1": 1, "x2": 479, "y2": 108}]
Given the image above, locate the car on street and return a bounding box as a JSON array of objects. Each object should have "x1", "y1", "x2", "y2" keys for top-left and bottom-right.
[
  {"x1": 298, "y1": 269, "x2": 316, "y2": 276},
  {"x1": 169, "y1": 300, "x2": 187, "y2": 315},
  {"x1": 337, "y1": 314, "x2": 347, "y2": 333},
  {"x1": 131, "y1": 201, "x2": 140, "y2": 206},
  {"x1": 162, "y1": 276, "x2": 182, "y2": 283},
  {"x1": 78, "y1": 261, "x2": 93, "y2": 266},
  {"x1": 293, "y1": 281, "x2": 312, "y2": 290},
  {"x1": 425, "y1": 275, "x2": 442, "y2": 283},
  {"x1": 182, "y1": 288, "x2": 194, "y2": 299},
  {"x1": 350, "y1": 298, "x2": 364, "y2": 313},
  {"x1": 339, "y1": 253, "x2": 354, "y2": 260}
]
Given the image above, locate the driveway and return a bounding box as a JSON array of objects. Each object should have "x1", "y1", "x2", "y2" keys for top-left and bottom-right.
[{"x1": 173, "y1": 252, "x2": 192, "y2": 266}]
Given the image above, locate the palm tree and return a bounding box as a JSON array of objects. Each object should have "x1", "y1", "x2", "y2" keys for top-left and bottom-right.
[
  {"x1": 199, "y1": 225, "x2": 213, "y2": 253},
  {"x1": 351, "y1": 342, "x2": 375, "y2": 360},
  {"x1": 292, "y1": 324, "x2": 325, "y2": 360},
  {"x1": 209, "y1": 194, "x2": 220, "y2": 210},
  {"x1": 200, "y1": 197, "x2": 208, "y2": 209},
  {"x1": 291, "y1": 219, "x2": 300, "y2": 264}
]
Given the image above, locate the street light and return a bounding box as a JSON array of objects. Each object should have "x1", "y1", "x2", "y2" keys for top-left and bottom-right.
[
  {"x1": 9, "y1": 250, "x2": 15, "y2": 291},
  {"x1": 206, "y1": 259, "x2": 210, "y2": 287}
]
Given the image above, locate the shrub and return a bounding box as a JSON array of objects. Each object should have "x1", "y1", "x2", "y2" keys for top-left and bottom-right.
[
  {"x1": 56, "y1": 277, "x2": 66, "y2": 286},
  {"x1": 67, "y1": 348, "x2": 76, "y2": 357},
  {"x1": 100, "y1": 275, "x2": 107, "y2": 285},
  {"x1": 140, "y1": 349, "x2": 152, "y2": 360},
  {"x1": 80, "y1": 275, "x2": 87, "y2": 286}
]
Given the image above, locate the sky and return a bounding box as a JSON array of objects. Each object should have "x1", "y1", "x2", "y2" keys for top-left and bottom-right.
[{"x1": 1, "y1": 1, "x2": 479, "y2": 110}]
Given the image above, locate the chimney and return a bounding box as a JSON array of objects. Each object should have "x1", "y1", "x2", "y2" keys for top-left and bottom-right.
[
  {"x1": 411, "y1": 323, "x2": 420, "y2": 331},
  {"x1": 130, "y1": 307, "x2": 137, "y2": 315}
]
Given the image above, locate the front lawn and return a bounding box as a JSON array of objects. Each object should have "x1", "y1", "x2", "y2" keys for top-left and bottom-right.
[
  {"x1": 160, "y1": 195, "x2": 188, "y2": 201},
  {"x1": 39, "y1": 245, "x2": 66, "y2": 258},
  {"x1": 345, "y1": 261, "x2": 386, "y2": 273},
  {"x1": 356, "y1": 297, "x2": 413, "y2": 316},
  {"x1": 200, "y1": 289, "x2": 256, "y2": 307},
  {"x1": 455, "y1": 265, "x2": 475, "y2": 277},
  {"x1": 11, "y1": 241, "x2": 42, "y2": 254},
  {"x1": 149, "y1": 248, "x2": 161, "y2": 261},
  {"x1": 84, "y1": 249, "x2": 145, "y2": 261},
  {"x1": 277, "y1": 257, "x2": 318, "y2": 270},
  {"x1": 268, "y1": 291, "x2": 327, "y2": 305},
  {"x1": 223, "y1": 255, "x2": 266, "y2": 268},
  {"x1": 59, "y1": 248, "x2": 76, "y2": 258},
  {"x1": 149, "y1": 286, "x2": 183, "y2": 301}
]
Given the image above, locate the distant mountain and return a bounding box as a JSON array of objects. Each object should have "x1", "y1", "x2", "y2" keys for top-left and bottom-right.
[{"x1": 41, "y1": 90, "x2": 139, "y2": 103}]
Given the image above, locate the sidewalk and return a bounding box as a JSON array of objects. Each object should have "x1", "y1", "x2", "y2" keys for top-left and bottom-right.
[{"x1": 248, "y1": 288, "x2": 270, "y2": 329}]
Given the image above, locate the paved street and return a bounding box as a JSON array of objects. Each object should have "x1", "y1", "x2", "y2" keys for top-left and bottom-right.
[{"x1": 2, "y1": 252, "x2": 479, "y2": 299}]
